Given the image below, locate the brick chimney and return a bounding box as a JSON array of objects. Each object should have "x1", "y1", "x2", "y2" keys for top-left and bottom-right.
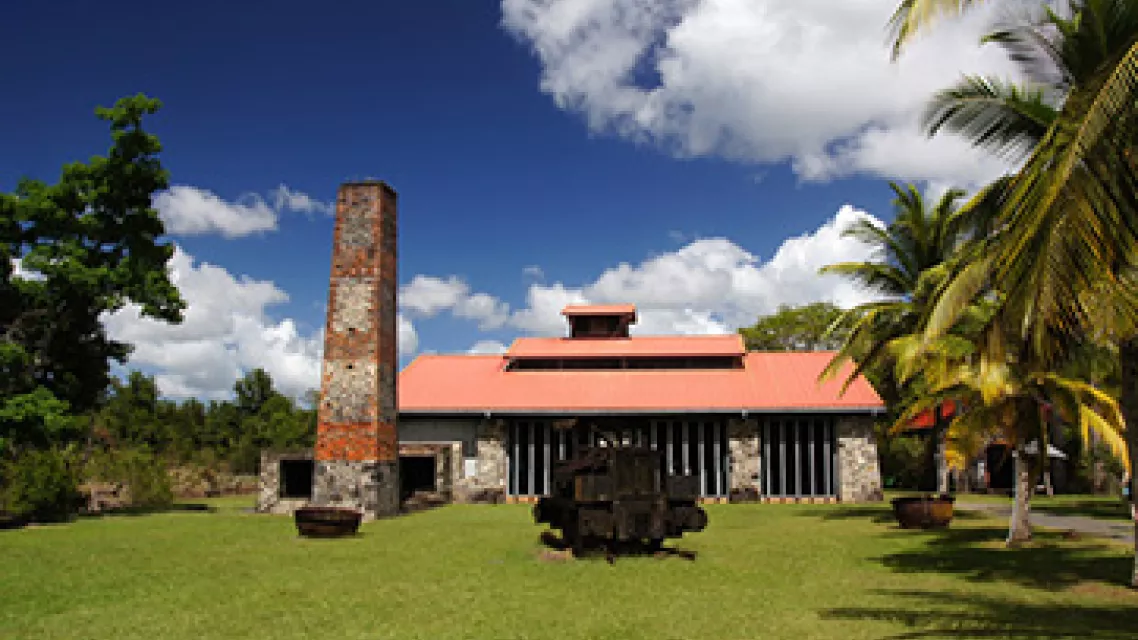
[{"x1": 311, "y1": 180, "x2": 400, "y2": 519}]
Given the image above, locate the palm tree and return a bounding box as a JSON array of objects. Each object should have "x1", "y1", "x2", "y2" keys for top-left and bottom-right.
[
  {"x1": 892, "y1": 301, "x2": 1130, "y2": 543},
  {"x1": 819, "y1": 182, "x2": 975, "y2": 493},
  {"x1": 909, "y1": 0, "x2": 1138, "y2": 582}
]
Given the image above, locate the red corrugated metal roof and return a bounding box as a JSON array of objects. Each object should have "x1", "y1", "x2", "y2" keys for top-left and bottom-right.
[
  {"x1": 397, "y1": 350, "x2": 883, "y2": 415},
  {"x1": 561, "y1": 304, "x2": 636, "y2": 317},
  {"x1": 505, "y1": 335, "x2": 745, "y2": 359}
]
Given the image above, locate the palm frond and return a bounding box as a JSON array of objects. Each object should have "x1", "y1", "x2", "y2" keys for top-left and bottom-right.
[
  {"x1": 992, "y1": 35, "x2": 1138, "y2": 350},
  {"x1": 922, "y1": 75, "x2": 1057, "y2": 161},
  {"x1": 925, "y1": 252, "x2": 996, "y2": 340},
  {"x1": 1079, "y1": 403, "x2": 1132, "y2": 473},
  {"x1": 818, "y1": 262, "x2": 910, "y2": 296},
  {"x1": 888, "y1": 0, "x2": 988, "y2": 61}
]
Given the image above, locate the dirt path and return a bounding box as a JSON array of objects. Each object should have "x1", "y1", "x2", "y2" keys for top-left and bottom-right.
[{"x1": 956, "y1": 501, "x2": 1135, "y2": 544}]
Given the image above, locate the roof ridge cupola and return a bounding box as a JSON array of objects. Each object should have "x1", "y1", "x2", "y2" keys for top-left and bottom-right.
[{"x1": 561, "y1": 304, "x2": 637, "y2": 339}]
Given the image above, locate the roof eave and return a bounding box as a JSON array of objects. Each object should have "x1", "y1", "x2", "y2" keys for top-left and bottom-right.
[{"x1": 398, "y1": 406, "x2": 885, "y2": 418}]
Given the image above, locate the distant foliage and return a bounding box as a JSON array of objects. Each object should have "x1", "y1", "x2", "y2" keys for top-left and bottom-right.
[
  {"x1": 94, "y1": 368, "x2": 318, "y2": 476},
  {"x1": 82, "y1": 446, "x2": 174, "y2": 511},
  {"x1": 738, "y1": 302, "x2": 849, "y2": 352}
]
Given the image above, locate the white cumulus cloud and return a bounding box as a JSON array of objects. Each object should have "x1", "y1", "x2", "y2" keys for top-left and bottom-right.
[
  {"x1": 400, "y1": 275, "x2": 511, "y2": 330},
  {"x1": 399, "y1": 203, "x2": 884, "y2": 340},
  {"x1": 501, "y1": 0, "x2": 1024, "y2": 188},
  {"x1": 467, "y1": 340, "x2": 510, "y2": 355},
  {"x1": 270, "y1": 184, "x2": 334, "y2": 216},
  {"x1": 508, "y1": 204, "x2": 882, "y2": 335},
  {"x1": 154, "y1": 184, "x2": 332, "y2": 239},
  {"x1": 101, "y1": 246, "x2": 418, "y2": 400}
]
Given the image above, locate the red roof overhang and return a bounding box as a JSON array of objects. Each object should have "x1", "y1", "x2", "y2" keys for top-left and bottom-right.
[{"x1": 397, "y1": 350, "x2": 884, "y2": 416}]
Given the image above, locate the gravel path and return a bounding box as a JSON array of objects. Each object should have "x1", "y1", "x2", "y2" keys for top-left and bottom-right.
[{"x1": 955, "y1": 501, "x2": 1135, "y2": 544}]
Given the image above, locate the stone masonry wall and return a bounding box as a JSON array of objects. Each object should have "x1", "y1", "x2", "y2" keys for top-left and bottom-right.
[
  {"x1": 256, "y1": 450, "x2": 314, "y2": 515},
  {"x1": 312, "y1": 460, "x2": 399, "y2": 515},
  {"x1": 727, "y1": 417, "x2": 761, "y2": 497},
  {"x1": 837, "y1": 415, "x2": 884, "y2": 503},
  {"x1": 312, "y1": 181, "x2": 401, "y2": 520}
]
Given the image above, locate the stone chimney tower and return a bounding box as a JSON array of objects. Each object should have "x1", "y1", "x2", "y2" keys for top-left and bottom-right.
[{"x1": 311, "y1": 180, "x2": 400, "y2": 519}]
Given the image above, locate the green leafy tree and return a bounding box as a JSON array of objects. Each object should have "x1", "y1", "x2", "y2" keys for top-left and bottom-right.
[
  {"x1": 0, "y1": 94, "x2": 185, "y2": 455},
  {"x1": 235, "y1": 368, "x2": 280, "y2": 417},
  {"x1": 738, "y1": 302, "x2": 849, "y2": 352},
  {"x1": 98, "y1": 371, "x2": 170, "y2": 450},
  {"x1": 228, "y1": 369, "x2": 316, "y2": 473}
]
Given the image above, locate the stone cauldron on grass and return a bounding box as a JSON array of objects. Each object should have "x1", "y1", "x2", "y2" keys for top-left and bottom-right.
[
  {"x1": 891, "y1": 494, "x2": 955, "y2": 529},
  {"x1": 294, "y1": 506, "x2": 362, "y2": 538}
]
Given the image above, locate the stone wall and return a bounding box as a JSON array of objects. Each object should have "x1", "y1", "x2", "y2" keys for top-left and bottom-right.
[
  {"x1": 727, "y1": 417, "x2": 761, "y2": 498},
  {"x1": 312, "y1": 460, "x2": 399, "y2": 517},
  {"x1": 256, "y1": 450, "x2": 314, "y2": 515},
  {"x1": 837, "y1": 415, "x2": 884, "y2": 502}
]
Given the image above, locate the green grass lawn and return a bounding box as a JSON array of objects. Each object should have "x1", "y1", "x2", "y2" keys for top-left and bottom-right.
[{"x1": 1, "y1": 497, "x2": 1135, "y2": 640}]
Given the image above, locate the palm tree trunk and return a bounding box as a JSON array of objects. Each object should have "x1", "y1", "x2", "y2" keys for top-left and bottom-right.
[
  {"x1": 937, "y1": 438, "x2": 950, "y2": 494},
  {"x1": 1041, "y1": 405, "x2": 1054, "y2": 497},
  {"x1": 1007, "y1": 447, "x2": 1034, "y2": 546},
  {"x1": 934, "y1": 404, "x2": 950, "y2": 495},
  {"x1": 1119, "y1": 336, "x2": 1138, "y2": 588}
]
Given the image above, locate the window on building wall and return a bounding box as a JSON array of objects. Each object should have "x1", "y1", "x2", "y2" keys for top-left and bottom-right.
[{"x1": 279, "y1": 459, "x2": 314, "y2": 499}]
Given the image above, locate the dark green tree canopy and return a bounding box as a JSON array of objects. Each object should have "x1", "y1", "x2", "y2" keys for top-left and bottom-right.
[{"x1": 0, "y1": 95, "x2": 184, "y2": 452}]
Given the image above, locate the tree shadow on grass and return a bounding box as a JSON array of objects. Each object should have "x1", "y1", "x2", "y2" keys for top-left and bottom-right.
[
  {"x1": 1035, "y1": 501, "x2": 1131, "y2": 522},
  {"x1": 797, "y1": 506, "x2": 1133, "y2": 590},
  {"x1": 802, "y1": 505, "x2": 985, "y2": 525},
  {"x1": 873, "y1": 525, "x2": 1133, "y2": 590},
  {"x1": 79, "y1": 503, "x2": 217, "y2": 519},
  {"x1": 821, "y1": 588, "x2": 1138, "y2": 639},
  {"x1": 3, "y1": 503, "x2": 219, "y2": 529}
]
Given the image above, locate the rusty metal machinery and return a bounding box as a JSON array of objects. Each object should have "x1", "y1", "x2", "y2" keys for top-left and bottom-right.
[{"x1": 533, "y1": 436, "x2": 708, "y2": 557}]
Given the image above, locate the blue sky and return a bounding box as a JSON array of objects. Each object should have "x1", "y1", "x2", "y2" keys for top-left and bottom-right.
[{"x1": 2, "y1": 0, "x2": 1018, "y2": 400}]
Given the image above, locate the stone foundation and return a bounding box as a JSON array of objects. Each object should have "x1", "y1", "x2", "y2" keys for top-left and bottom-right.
[
  {"x1": 312, "y1": 460, "x2": 400, "y2": 520},
  {"x1": 837, "y1": 415, "x2": 884, "y2": 502}
]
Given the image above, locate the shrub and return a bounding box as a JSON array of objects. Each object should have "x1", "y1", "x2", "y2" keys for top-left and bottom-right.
[
  {"x1": 82, "y1": 446, "x2": 173, "y2": 511},
  {"x1": 878, "y1": 433, "x2": 929, "y2": 491},
  {"x1": 1067, "y1": 440, "x2": 1127, "y2": 495},
  {"x1": 0, "y1": 447, "x2": 83, "y2": 522}
]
